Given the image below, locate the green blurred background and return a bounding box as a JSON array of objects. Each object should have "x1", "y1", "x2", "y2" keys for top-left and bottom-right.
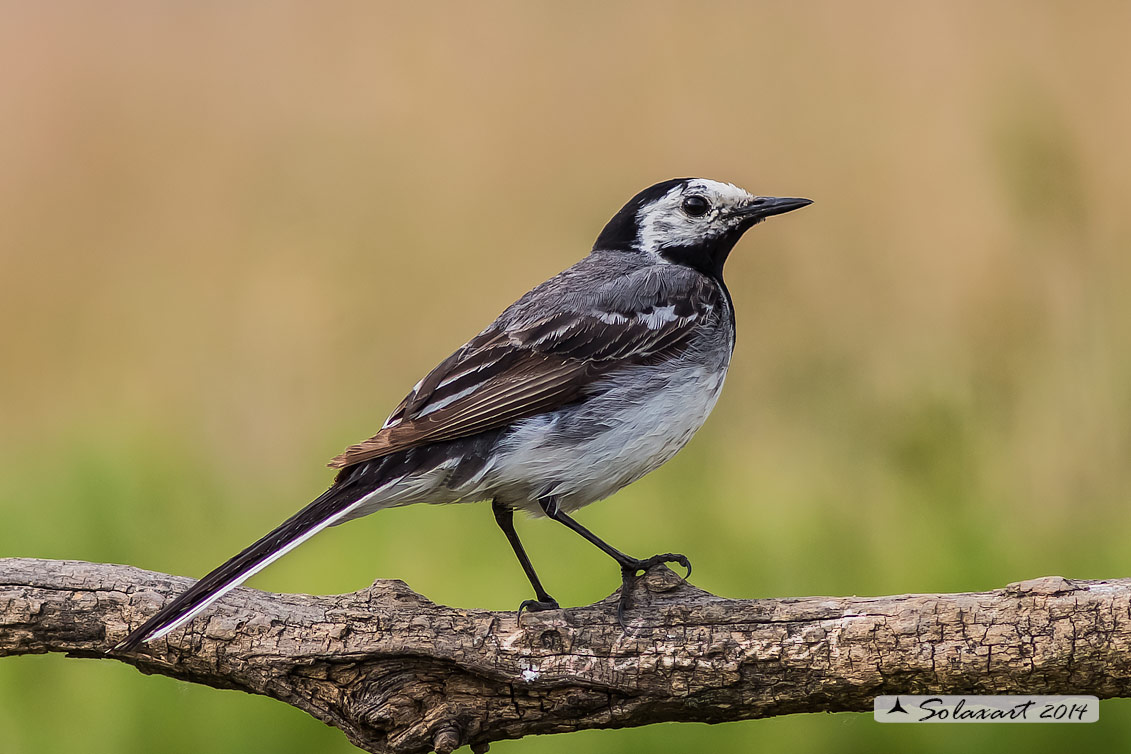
[{"x1": 1, "y1": 2, "x2": 1129, "y2": 752}]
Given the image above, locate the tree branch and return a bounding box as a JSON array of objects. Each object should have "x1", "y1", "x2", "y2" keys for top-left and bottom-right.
[{"x1": 1, "y1": 557, "x2": 1128, "y2": 752}]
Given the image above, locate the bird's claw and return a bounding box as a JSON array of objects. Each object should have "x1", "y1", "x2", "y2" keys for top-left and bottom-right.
[
  {"x1": 616, "y1": 552, "x2": 693, "y2": 630},
  {"x1": 517, "y1": 597, "x2": 560, "y2": 617},
  {"x1": 624, "y1": 552, "x2": 692, "y2": 580}
]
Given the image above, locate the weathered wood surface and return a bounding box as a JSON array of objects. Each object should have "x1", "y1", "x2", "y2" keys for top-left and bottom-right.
[{"x1": 2, "y1": 557, "x2": 1128, "y2": 753}]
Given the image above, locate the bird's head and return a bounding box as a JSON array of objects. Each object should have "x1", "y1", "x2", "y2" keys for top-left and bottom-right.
[{"x1": 593, "y1": 178, "x2": 812, "y2": 279}]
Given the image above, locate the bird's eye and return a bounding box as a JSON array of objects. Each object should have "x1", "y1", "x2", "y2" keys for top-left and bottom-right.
[{"x1": 681, "y1": 195, "x2": 710, "y2": 217}]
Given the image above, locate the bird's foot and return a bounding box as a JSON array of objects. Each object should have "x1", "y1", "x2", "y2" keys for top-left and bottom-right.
[
  {"x1": 617, "y1": 553, "x2": 692, "y2": 629},
  {"x1": 626, "y1": 553, "x2": 693, "y2": 580},
  {"x1": 517, "y1": 597, "x2": 561, "y2": 617}
]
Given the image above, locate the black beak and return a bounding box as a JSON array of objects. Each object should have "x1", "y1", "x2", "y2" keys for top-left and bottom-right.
[{"x1": 731, "y1": 196, "x2": 813, "y2": 223}]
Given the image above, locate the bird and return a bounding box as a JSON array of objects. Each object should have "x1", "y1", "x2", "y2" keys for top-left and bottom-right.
[{"x1": 112, "y1": 177, "x2": 812, "y2": 652}]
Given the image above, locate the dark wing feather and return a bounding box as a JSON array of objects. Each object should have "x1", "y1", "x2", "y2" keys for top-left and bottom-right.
[{"x1": 328, "y1": 275, "x2": 721, "y2": 469}]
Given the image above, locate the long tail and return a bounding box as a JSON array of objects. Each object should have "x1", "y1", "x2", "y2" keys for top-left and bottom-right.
[{"x1": 111, "y1": 478, "x2": 378, "y2": 653}]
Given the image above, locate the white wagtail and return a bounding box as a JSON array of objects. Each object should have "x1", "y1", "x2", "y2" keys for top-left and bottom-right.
[{"x1": 113, "y1": 178, "x2": 811, "y2": 651}]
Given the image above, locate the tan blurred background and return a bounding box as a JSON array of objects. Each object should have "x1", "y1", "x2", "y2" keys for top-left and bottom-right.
[{"x1": 1, "y1": 2, "x2": 1129, "y2": 752}]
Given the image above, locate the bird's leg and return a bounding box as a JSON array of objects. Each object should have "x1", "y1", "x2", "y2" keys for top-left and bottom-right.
[
  {"x1": 537, "y1": 496, "x2": 691, "y2": 627},
  {"x1": 491, "y1": 499, "x2": 559, "y2": 613}
]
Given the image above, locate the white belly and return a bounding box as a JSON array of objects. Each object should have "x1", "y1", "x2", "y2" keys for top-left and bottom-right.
[{"x1": 485, "y1": 363, "x2": 728, "y2": 514}]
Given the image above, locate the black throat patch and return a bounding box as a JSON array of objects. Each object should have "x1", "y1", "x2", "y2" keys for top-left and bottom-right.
[{"x1": 658, "y1": 225, "x2": 748, "y2": 282}]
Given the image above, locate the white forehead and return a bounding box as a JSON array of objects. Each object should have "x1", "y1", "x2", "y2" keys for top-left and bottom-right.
[
  {"x1": 640, "y1": 179, "x2": 755, "y2": 212},
  {"x1": 680, "y1": 178, "x2": 755, "y2": 206}
]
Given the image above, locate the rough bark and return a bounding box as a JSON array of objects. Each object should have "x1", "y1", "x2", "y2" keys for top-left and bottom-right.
[{"x1": 1, "y1": 557, "x2": 1129, "y2": 753}]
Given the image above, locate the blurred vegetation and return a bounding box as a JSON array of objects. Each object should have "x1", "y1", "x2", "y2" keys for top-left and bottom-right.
[{"x1": 2, "y1": 2, "x2": 1130, "y2": 752}]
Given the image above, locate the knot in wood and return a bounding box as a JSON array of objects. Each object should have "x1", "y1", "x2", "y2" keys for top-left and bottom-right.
[
  {"x1": 431, "y1": 723, "x2": 461, "y2": 754},
  {"x1": 1004, "y1": 576, "x2": 1079, "y2": 597}
]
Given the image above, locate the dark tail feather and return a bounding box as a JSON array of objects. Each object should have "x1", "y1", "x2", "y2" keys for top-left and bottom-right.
[{"x1": 111, "y1": 480, "x2": 374, "y2": 653}]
